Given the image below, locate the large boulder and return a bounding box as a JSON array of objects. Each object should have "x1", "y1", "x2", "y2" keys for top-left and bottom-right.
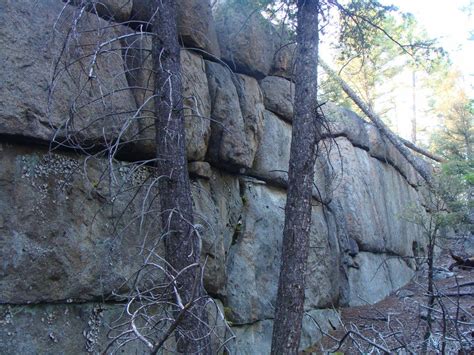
[
  {"x1": 122, "y1": 34, "x2": 211, "y2": 161},
  {"x1": 191, "y1": 169, "x2": 243, "y2": 297},
  {"x1": 271, "y1": 43, "x2": 297, "y2": 81},
  {"x1": 347, "y1": 252, "x2": 414, "y2": 306},
  {"x1": 260, "y1": 76, "x2": 295, "y2": 122},
  {"x1": 214, "y1": 3, "x2": 277, "y2": 78},
  {"x1": 205, "y1": 61, "x2": 260, "y2": 169},
  {"x1": 177, "y1": 0, "x2": 221, "y2": 58},
  {"x1": 69, "y1": 0, "x2": 133, "y2": 22},
  {"x1": 0, "y1": 0, "x2": 136, "y2": 147},
  {"x1": 225, "y1": 181, "x2": 339, "y2": 324},
  {"x1": 250, "y1": 110, "x2": 332, "y2": 203},
  {"x1": 0, "y1": 143, "x2": 241, "y2": 303},
  {"x1": 181, "y1": 50, "x2": 213, "y2": 160},
  {"x1": 0, "y1": 303, "x2": 148, "y2": 354},
  {"x1": 234, "y1": 74, "x2": 266, "y2": 167},
  {"x1": 326, "y1": 137, "x2": 426, "y2": 259},
  {"x1": 131, "y1": 0, "x2": 220, "y2": 58},
  {"x1": 251, "y1": 110, "x2": 292, "y2": 187},
  {"x1": 0, "y1": 143, "x2": 162, "y2": 303},
  {"x1": 321, "y1": 103, "x2": 371, "y2": 150}
]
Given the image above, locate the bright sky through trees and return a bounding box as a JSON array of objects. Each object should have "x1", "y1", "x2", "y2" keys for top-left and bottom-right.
[
  {"x1": 379, "y1": 0, "x2": 473, "y2": 142},
  {"x1": 385, "y1": 0, "x2": 474, "y2": 86},
  {"x1": 319, "y1": 0, "x2": 473, "y2": 142}
]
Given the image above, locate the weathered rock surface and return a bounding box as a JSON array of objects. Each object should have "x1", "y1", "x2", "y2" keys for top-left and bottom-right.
[
  {"x1": 0, "y1": 144, "x2": 159, "y2": 303},
  {"x1": 328, "y1": 138, "x2": 426, "y2": 259},
  {"x1": 214, "y1": 3, "x2": 277, "y2": 78},
  {"x1": 188, "y1": 161, "x2": 212, "y2": 179},
  {"x1": 0, "y1": 1, "x2": 434, "y2": 352},
  {"x1": 181, "y1": 50, "x2": 213, "y2": 160},
  {"x1": 322, "y1": 102, "x2": 371, "y2": 150},
  {"x1": 70, "y1": 0, "x2": 133, "y2": 22},
  {"x1": 2, "y1": 0, "x2": 218, "y2": 162},
  {"x1": 0, "y1": 144, "x2": 238, "y2": 303},
  {"x1": 251, "y1": 110, "x2": 292, "y2": 186},
  {"x1": 365, "y1": 123, "x2": 430, "y2": 187},
  {"x1": 347, "y1": 252, "x2": 414, "y2": 306},
  {"x1": 260, "y1": 76, "x2": 295, "y2": 122},
  {"x1": 0, "y1": 0, "x2": 136, "y2": 146},
  {"x1": 235, "y1": 74, "x2": 266, "y2": 167},
  {"x1": 225, "y1": 182, "x2": 339, "y2": 324},
  {"x1": 191, "y1": 169, "x2": 243, "y2": 297},
  {"x1": 271, "y1": 43, "x2": 297, "y2": 80},
  {"x1": 0, "y1": 303, "x2": 148, "y2": 354},
  {"x1": 177, "y1": 0, "x2": 221, "y2": 58},
  {"x1": 231, "y1": 319, "x2": 274, "y2": 354},
  {"x1": 205, "y1": 61, "x2": 258, "y2": 169},
  {"x1": 0, "y1": 300, "x2": 229, "y2": 354},
  {"x1": 131, "y1": 0, "x2": 220, "y2": 58},
  {"x1": 251, "y1": 110, "x2": 332, "y2": 203},
  {"x1": 122, "y1": 34, "x2": 211, "y2": 161},
  {"x1": 230, "y1": 308, "x2": 340, "y2": 354}
]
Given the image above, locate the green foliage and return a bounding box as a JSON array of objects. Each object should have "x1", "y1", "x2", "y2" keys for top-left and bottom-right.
[
  {"x1": 427, "y1": 76, "x2": 473, "y2": 232},
  {"x1": 437, "y1": 166, "x2": 471, "y2": 220},
  {"x1": 319, "y1": 1, "x2": 449, "y2": 130},
  {"x1": 403, "y1": 169, "x2": 467, "y2": 247},
  {"x1": 430, "y1": 96, "x2": 473, "y2": 161},
  {"x1": 331, "y1": 0, "x2": 398, "y2": 60}
]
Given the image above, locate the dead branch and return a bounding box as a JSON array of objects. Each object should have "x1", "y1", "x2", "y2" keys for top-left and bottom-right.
[
  {"x1": 319, "y1": 58, "x2": 438, "y2": 186},
  {"x1": 399, "y1": 136, "x2": 445, "y2": 163},
  {"x1": 449, "y1": 251, "x2": 474, "y2": 270}
]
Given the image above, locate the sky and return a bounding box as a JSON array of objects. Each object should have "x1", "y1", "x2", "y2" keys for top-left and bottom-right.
[
  {"x1": 314, "y1": 0, "x2": 473, "y2": 142},
  {"x1": 378, "y1": 0, "x2": 474, "y2": 141},
  {"x1": 383, "y1": 0, "x2": 474, "y2": 87}
]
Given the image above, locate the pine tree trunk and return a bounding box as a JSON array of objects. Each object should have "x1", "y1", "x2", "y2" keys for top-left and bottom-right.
[
  {"x1": 422, "y1": 225, "x2": 437, "y2": 354},
  {"x1": 152, "y1": 1, "x2": 210, "y2": 353},
  {"x1": 271, "y1": 1, "x2": 320, "y2": 353}
]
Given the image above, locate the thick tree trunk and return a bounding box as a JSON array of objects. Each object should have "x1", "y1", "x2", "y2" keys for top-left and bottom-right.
[
  {"x1": 271, "y1": 1, "x2": 320, "y2": 353},
  {"x1": 152, "y1": 1, "x2": 210, "y2": 353},
  {"x1": 320, "y1": 58, "x2": 436, "y2": 184}
]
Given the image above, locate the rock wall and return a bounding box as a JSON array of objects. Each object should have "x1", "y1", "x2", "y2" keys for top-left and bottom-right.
[{"x1": 0, "y1": 0, "x2": 430, "y2": 353}]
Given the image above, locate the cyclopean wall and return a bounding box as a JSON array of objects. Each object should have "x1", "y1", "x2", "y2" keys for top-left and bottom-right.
[{"x1": 0, "y1": 0, "x2": 431, "y2": 353}]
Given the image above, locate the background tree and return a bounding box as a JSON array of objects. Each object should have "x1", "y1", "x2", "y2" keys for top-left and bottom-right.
[
  {"x1": 322, "y1": 6, "x2": 447, "y2": 141},
  {"x1": 323, "y1": 1, "x2": 401, "y2": 115}
]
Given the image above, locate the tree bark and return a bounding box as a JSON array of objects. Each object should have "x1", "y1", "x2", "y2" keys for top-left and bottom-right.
[
  {"x1": 320, "y1": 58, "x2": 435, "y2": 185},
  {"x1": 152, "y1": 1, "x2": 210, "y2": 353},
  {"x1": 399, "y1": 136, "x2": 445, "y2": 163},
  {"x1": 271, "y1": 1, "x2": 320, "y2": 353},
  {"x1": 421, "y1": 224, "x2": 437, "y2": 354}
]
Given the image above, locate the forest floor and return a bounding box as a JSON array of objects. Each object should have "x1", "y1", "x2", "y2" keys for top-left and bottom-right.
[{"x1": 311, "y1": 235, "x2": 474, "y2": 354}]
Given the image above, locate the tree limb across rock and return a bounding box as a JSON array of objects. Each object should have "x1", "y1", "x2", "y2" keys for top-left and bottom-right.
[{"x1": 319, "y1": 58, "x2": 445, "y2": 185}]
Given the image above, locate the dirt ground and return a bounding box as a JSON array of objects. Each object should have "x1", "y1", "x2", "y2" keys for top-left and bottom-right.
[{"x1": 310, "y1": 236, "x2": 474, "y2": 354}]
